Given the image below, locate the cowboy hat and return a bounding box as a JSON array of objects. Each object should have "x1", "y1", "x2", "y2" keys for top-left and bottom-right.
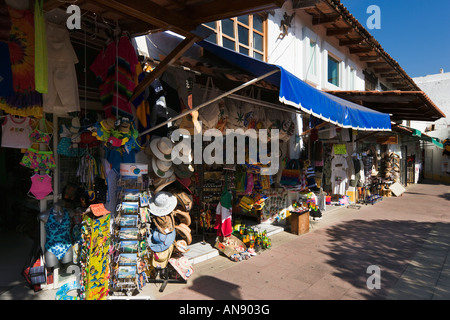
[
  {"x1": 175, "y1": 223, "x2": 192, "y2": 245},
  {"x1": 173, "y1": 209, "x2": 191, "y2": 226},
  {"x1": 152, "y1": 175, "x2": 176, "y2": 193},
  {"x1": 147, "y1": 228, "x2": 176, "y2": 253},
  {"x1": 151, "y1": 157, "x2": 174, "y2": 178},
  {"x1": 150, "y1": 137, "x2": 173, "y2": 161},
  {"x1": 176, "y1": 176, "x2": 193, "y2": 194},
  {"x1": 149, "y1": 191, "x2": 177, "y2": 217},
  {"x1": 151, "y1": 244, "x2": 174, "y2": 269},
  {"x1": 173, "y1": 240, "x2": 190, "y2": 254},
  {"x1": 173, "y1": 191, "x2": 193, "y2": 211},
  {"x1": 153, "y1": 212, "x2": 175, "y2": 235}
]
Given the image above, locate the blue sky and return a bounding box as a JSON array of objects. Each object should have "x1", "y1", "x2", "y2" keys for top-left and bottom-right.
[{"x1": 340, "y1": 0, "x2": 450, "y2": 78}]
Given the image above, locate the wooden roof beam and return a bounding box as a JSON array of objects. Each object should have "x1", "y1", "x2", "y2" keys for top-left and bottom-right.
[
  {"x1": 349, "y1": 47, "x2": 373, "y2": 54},
  {"x1": 374, "y1": 67, "x2": 394, "y2": 73},
  {"x1": 189, "y1": 0, "x2": 284, "y2": 23},
  {"x1": 326, "y1": 27, "x2": 352, "y2": 36},
  {"x1": 366, "y1": 61, "x2": 390, "y2": 68},
  {"x1": 90, "y1": 0, "x2": 198, "y2": 37},
  {"x1": 312, "y1": 14, "x2": 341, "y2": 25},
  {"x1": 339, "y1": 38, "x2": 364, "y2": 46},
  {"x1": 292, "y1": 0, "x2": 322, "y2": 9},
  {"x1": 380, "y1": 73, "x2": 399, "y2": 78}
]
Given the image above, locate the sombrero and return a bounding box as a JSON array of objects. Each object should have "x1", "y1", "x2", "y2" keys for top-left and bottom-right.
[
  {"x1": 149, "y1": 191, "x2": 177, "y2": 217},
  {"x1": 175, "y1": 223, "x2": 192, "y2": 245},
  {"x1": 151, "y1": 244, "x2": 174, "y2": 269}
]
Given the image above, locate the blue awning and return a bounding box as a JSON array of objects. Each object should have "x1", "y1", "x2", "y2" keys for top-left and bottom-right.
[{"x1": 198, "y1": 40, "x2": 391, "y2": 131}]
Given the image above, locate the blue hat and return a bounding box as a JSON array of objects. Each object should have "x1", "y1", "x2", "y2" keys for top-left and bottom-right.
[{"x1": 147, "y1": 229, "x2": 176, "y2": 253}]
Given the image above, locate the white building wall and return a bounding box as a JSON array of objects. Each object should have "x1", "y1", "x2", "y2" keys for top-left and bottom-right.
[
  {"x1": 411, "y1": 71, "x2": 450, "y2": 132},
  {"x1": 408, "y1": 71, "x2": 450, "y2": 183},
  {"x1": 266, "y1": 1, "x2": 366, "y2": 91}
]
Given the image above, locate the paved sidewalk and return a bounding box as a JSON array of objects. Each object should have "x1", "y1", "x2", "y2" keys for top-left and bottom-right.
[
  {"x1": 1, "y1": 180, "x2": 449, "y2": 300},
  {"x1": 145, "y1": 180, "x2": 450, "y2": 300}
]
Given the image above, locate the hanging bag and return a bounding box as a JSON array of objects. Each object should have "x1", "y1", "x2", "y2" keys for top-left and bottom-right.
[
  {"x1": 198, "y1": 77, "x2": 221, "y2": 130},
  {"x1": 280, "y1": 159, "x2": 301, "y2": 186}
]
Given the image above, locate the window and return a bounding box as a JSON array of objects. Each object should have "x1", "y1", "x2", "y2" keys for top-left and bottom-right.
[
  {"x1": 202, "y1": 14, "x2": 266, "y2": 61},
  {"x1": 328, "y1": 55, "x2": 340, "y2": 87}
]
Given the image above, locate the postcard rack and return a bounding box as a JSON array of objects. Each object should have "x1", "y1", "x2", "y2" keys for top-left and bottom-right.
[{"x1": 110, "y1": 176, "x2": 152, "y2": 296}]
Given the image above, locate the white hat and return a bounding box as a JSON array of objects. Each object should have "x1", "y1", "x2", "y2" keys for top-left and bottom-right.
[
  {"x1": 149, "y1": 191, "x2": 177, "y2": 217},
  {"x1": 150, "y1": 137, "x2": 173, "y2": 161},
  {"x1": 171, "y1": 141, "x2": 193, "y2": 165},
  {"x1": 152, "y1": 157, "x2": 174, "y2": 178}
]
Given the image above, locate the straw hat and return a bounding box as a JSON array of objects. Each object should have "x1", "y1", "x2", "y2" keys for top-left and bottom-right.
[
  {"x1": 147, "y1": 229, "x2": 176, "y2": 253},
  {"x1": 173, "y1": 240, "x2": 190, "y2": 253},
  {"x1": 173, "y1": 191, "x2": 193, "y2": 211},
  {"x1": 171, "y1": 141, "x2": 193, "y2": 165},
  {"x1": 175, "y1": 223, "x2": 192, "y2": 245},
  {"x1": 151, "y1": 244, "x2": 174, "y2": 269},
  {"x1": 149, "y1": 191, "x2": 177, "y2": 217},
  {"x1": 153, "y1": 212, "x2": 175, "y2": 235},
  {"x1": 151, "y1": 157, "x2": 174, "y2": 178},
  {"x1": 173, "y1": 209, "x2": 191, "y2": 226},
  {"x1": 152, "y1": 175, "x2": 176, "y2": 193},
  {"x1": 150, "y1": 137, "x2": 173, "y2": 161},
  {"x1": 173, "y1": 163, "x2": 194, "y2": 179}
]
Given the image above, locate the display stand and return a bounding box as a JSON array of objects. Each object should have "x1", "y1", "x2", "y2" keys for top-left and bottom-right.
[
  {"x1": 110, "y1": 177, "x2": 147, "y2": 297},
  {"x1": 150, "y1": 267, "x2": 187, "y2": 293}
]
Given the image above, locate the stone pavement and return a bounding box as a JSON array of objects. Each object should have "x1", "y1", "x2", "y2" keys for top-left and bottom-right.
[
  {"x1": 1, "y1": 179, "x2": 449, "y2": 300},
  {"x1": 143, "y1": 179, "x2": 450, "y2": 300}
]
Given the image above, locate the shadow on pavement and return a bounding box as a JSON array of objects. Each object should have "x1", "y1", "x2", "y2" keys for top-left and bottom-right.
[
  {"x1": 321, "y1": 219, "x2": 436, "y2": 299},
  {"x1": 180, "y1": 275, "x2": 243, "y2": 300}
]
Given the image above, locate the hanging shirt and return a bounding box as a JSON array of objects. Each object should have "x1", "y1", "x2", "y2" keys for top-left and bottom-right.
[
  {"x1": 90, "y1": 34, "x2": 138, "y2": 118},
  {"x1": 331, "y1": 155, "x2": 348, "y2": 196},
  {"x1": 1, "y1": 115, "x2": 32, "y2": 149}
]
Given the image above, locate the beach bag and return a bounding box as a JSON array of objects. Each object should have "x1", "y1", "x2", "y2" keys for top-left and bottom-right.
[
  {"x1": 280, "y1": 159, "x2": 301, "y2": 186},
  {"x1": 225, "y1": 99, "x2": 244, "y2": 130},
  {"x1": 198, "y1": 77, "x2": 221, "y2": 130}
]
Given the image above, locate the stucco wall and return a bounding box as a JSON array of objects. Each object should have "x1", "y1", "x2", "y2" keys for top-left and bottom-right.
[{"x1": 266, "y1": 1, "x2": 366, "y2": 91}]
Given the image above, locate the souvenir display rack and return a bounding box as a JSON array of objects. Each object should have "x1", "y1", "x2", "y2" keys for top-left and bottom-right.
[{"x1": 110, "y1": 176, "x2": 150, "y2": 296}]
